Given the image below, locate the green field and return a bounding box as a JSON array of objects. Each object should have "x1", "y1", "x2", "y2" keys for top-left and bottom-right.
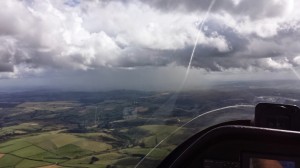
[
  {"x1": 0, "y1": 122, "x2": 42, "y2": 136},
  {"x1": 0, "y1": 97, "x2": 198, "y2": 168},
  {"x1": 0, "y1": 154, "x2": 23, "y2": 167},
  {"x1": 16, "y1": 101, "x2": 79, "y2": 112},
  {"x1": 125, "y1": 125, "x2": 193, "y2": 148},
  {"x1": 12, "y1": 145, "x2": 47, "y2": 157},
  {"x1": 120, "y1": 147, "x2": 170, "y2": 159},
  {"x1": 0, "y1": 124, "x2": 183, "y2": 168},
  {"x1": 0, "y1": 131, "x2": 115, "y2": 168}
]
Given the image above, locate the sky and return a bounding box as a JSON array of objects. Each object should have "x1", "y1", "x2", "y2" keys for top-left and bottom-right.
[{"x1": 1, "y1": 0, "x2": 300, "y2": 91}]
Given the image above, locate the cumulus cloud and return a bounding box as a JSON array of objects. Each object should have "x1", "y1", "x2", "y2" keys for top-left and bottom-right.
[{"x1": 1, "y1": 0, "x2": 300, "y2": 79}]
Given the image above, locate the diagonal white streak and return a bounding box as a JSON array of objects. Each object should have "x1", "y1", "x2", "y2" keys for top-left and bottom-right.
[
  {"x1": 180, "y1": 0, "x2": 216, "y2": 90},
  {"x1": 135, "y1": 1, "x2": 217, "y2": 167},
  {"x1": 291, "y1": 67, "x2": 300, "y2": 80}
]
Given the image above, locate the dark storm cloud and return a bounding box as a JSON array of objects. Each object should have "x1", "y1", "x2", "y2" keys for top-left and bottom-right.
[
  {"x1": 0, "y1": 63, "x2": 14, "y2": 72},
  {"x1": 114, "y1": 47, "x2": 172, "y2": 67},
  {"x1": 140, "y1": 0, "x2": 290, "y2": 20}
]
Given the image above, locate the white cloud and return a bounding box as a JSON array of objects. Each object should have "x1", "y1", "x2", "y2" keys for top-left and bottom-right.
[
  {"x1": 261, "y1": 57, "x2": 292, "y2": 70},
  {"x1": 1, "y1": 0, "x2": 300, "y2": 79},
  {"x1": 293, "y1": 56, "x2": 300, "y2": 65}
]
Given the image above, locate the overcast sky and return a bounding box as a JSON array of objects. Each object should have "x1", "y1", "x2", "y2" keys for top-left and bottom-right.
[{"x1": 1, "y1": 0, "x2": 300, "y2": 91}]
